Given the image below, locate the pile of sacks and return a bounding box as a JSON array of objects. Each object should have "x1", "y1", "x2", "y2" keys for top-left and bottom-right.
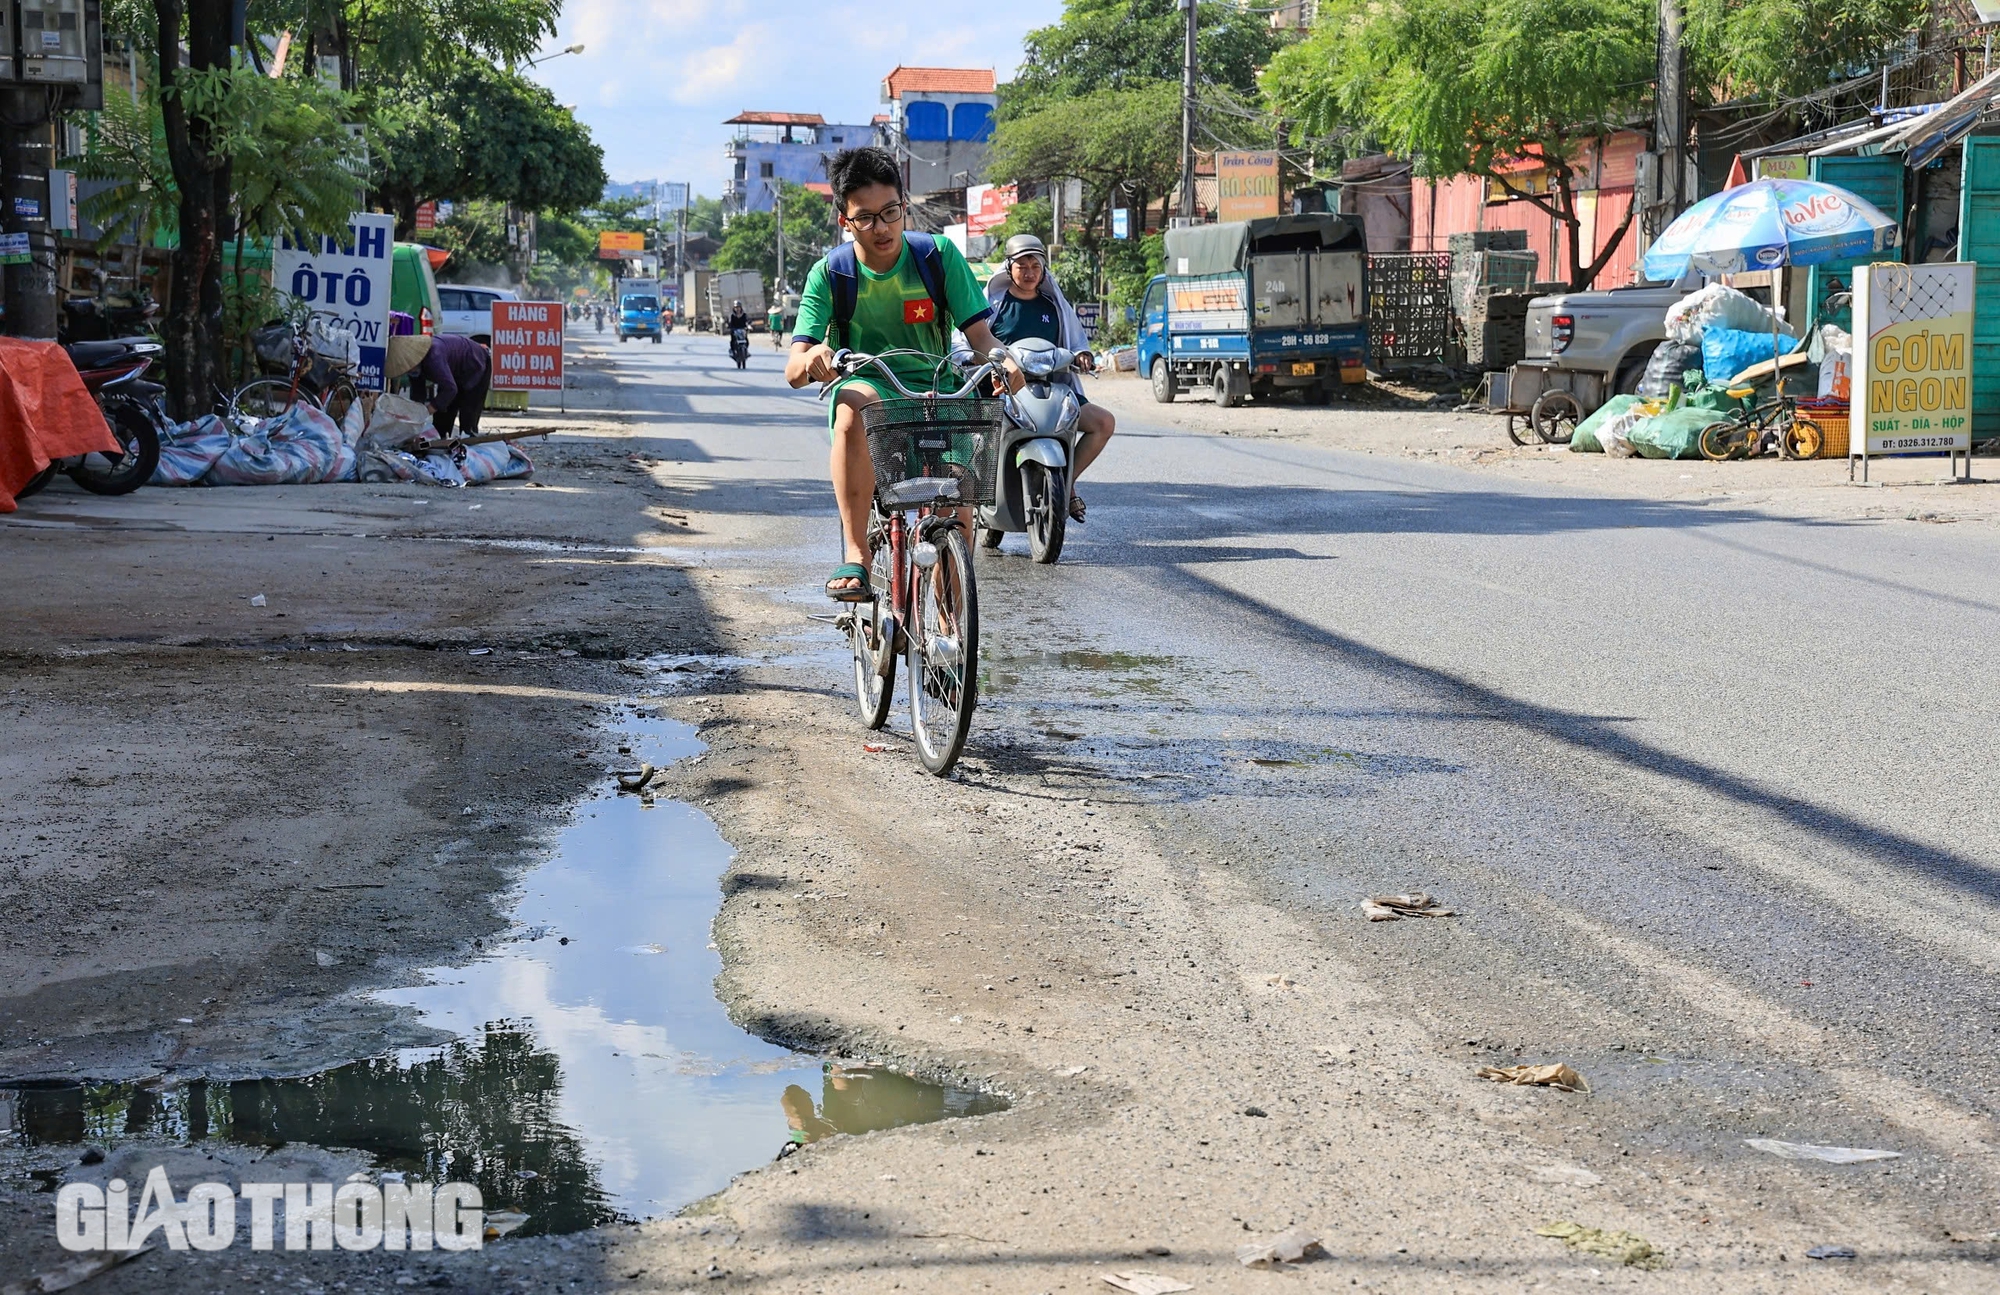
[{"x1": 151, "y1": 393, "x2": 532, "y2": 488}]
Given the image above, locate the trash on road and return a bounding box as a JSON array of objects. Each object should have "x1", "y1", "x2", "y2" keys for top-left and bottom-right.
[
  {"x1": 615, "y1": 763, "x2": 659, "y2": 792},
  {"x1": 1531, "y1": 1165, "x2": 1604, "y2": 1186},
  {"x1": 1478, "y1": 1063, "x2": 1588, "y2": 1091},
  {"x1": 862, "y1": 743, "x2": 887, "y2": 753},
  {"x1": 1101, "y1": 1273, "x2": 1192, "y2": 1294},
  {"x1": 468, "y1": 647, "x2": 491, "y2": 656},
  {"x1": 312, "y1": 949, "x2": 339, "y2": 968},
  {"x1": 249, "y1": 593, "x2": 267, "y2": 607},
  {"x1": 1744, "y1": 1138, "x2": 1901, "y2": 1164},
  {"x1": 1806, "y1": 1245, "x2": 1857, "y2": 1260},
  {"x1": 0, "y1": 1242, "x2": 154, "y2": 1294},
  {"x1": 482, "y1": 1211, "x2": 530, "y2": 1241},
  {"x1": 1363, "y1": 892, "x2": 1454, "y2": 921},
  {"x1": 1534, "y1": 1220, "x2": 1666, "y2": 1268},
  {"x1": 1236, "y1": 1227, "x2": 1325, "y2": 1267}
]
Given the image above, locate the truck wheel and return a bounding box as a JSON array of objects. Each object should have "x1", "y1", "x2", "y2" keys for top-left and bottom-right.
[
  {"x1": 1213, "y1": 366, "x2": 1243, "y2": 409},
  {"x1": 1302, "y1": 381, "x2": 1332, "y2": 406},
  {"x1": 1150, "y1": 357, "x2": 1178, "y2": 403}
]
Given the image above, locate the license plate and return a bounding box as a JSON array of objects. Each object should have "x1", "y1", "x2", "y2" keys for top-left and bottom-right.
[{"x1": 1290, "y1": 362, "x2": 1316, "y2": 376}]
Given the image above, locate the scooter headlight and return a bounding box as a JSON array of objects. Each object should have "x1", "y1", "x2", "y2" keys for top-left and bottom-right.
[
  {"x1": 1056, "y1": 392, "x2": 1081, "y2": 435},
  {"x1": 1015, "y1": 348, "x2": 1058, "y2": 379}
]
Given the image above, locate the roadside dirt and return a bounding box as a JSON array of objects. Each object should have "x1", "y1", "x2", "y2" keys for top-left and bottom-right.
[
  {"x1": 1087, "y1": 369, "x2": 2000, "y2": 527},
  {"x1": 3, "y1": 348, "x2": 1991, "y2": 1293}
]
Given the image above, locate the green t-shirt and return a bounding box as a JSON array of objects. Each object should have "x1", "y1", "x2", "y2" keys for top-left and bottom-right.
[{"x1": 794, "y1": 237, "x2": 992, "y2": 404}]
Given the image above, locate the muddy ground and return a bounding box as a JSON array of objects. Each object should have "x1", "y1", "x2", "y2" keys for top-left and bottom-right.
[{"x1": 2, "y1": 333, "x2": 1994, "y2": 1293}]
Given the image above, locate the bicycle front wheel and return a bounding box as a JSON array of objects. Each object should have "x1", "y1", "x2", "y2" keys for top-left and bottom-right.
[
  {"x1": 850, "y1": 537, "x2": 897, "y2": 730},
  {"x1": 907, "y1": 524, "x2": 977, "y2": 775}
]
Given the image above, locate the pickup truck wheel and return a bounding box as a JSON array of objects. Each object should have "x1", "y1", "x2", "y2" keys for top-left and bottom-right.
[
  {"x1": 1150, "y1": 357, "x2": 1178, "y2": 403},
  {"x1": 1213, "y1": 366, "x2": 1243, "y2": 409},
  {"x1": 1614, "y1": 357, "x2": 1648, "y2": 396}
]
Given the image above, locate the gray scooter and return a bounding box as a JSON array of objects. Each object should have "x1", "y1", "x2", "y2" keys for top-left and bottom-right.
[{"x1": 974, "y1": 337, "x2": 1082, "y2": 563}]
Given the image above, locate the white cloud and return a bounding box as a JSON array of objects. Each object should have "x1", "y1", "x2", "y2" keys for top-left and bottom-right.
[{"x1": 528, "y1": 0, "x2": 1066, "y2": 194}]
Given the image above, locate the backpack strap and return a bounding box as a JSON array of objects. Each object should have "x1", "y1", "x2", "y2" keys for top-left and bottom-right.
[
  {"x1": 826, "y1": 240, "x2": 860, "y2": 351},
  {"x1": 827, "y1": 232, "x2": 951, "y2": 352}
]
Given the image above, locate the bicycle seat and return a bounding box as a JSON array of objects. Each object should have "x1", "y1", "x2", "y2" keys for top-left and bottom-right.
[
  {"x1": 1725, "y1": 386, "x2": 1756, "y2": 399},
  {"x1": 879, "y1": 477, "x2": 961, "y2": 508}
]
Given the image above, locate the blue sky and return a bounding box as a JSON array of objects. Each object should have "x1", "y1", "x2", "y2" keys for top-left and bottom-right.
[{"x1": 523, "y1": 0, "x2": 1067, "y2": 200}]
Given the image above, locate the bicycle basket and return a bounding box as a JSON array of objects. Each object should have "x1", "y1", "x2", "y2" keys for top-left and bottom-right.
[
  {"x1": 860, "y1": 397, "x2": 1003, "y2": 507},
  {"x1": 251, "y1": 322, "x2": 295, "y2": 371}
]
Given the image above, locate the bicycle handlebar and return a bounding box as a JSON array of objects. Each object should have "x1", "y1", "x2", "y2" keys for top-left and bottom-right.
[{"x1": 822, "y1": 348, "x2": 1007, "y2": 402}]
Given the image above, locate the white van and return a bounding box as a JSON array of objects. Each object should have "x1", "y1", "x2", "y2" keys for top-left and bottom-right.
[{"x1": 437, "y1": 285, "x2": 519, "y2": 345}]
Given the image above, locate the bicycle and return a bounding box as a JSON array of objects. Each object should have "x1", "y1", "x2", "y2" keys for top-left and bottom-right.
[
  {"x1": 827, "y1": 348, "x2": 1007, "y2": 776},
  {"x1": 1696, "y1": 387, "x2": 1826, "y2": 462},
  {"x1": 228, "y1": 314, "x2": 361, "y2": 430}
]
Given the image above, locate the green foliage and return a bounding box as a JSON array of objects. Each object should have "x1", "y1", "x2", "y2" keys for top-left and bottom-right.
[
  {"x1": 710, "y1": 183, "x2": 839, "y2": 290},
  {"x1": 247, "y1": 0, "x2": 562, "y2": 81},
  {"x1": 685, "y1": 193, "x2": 727, "y2": 239},
  {"x1": 988, "y1": 81, "x2": 1183, "y2": 246},
  {"x1": 991, "y1": 196, "x2": 1052, "y2": 245},
  {"x1": 1683, "y1": 0, "x2": 1925, "y2": 102},
  {"x1": 1005, "y1": 0, "x2": 1280, "y2": 120},
  {"x1": 65, "y1": 89, "x2": 176, "y2": 251},
  {"x1": 435, "y1": 197, "x2": 512, "y2": 267},
  {"x1": 587, "y1": 194, "x2": 653, "y2": 231},
  {"x1": 1263, "y1": 0, "x2": 1654, "y2": 180},
  {"x1": 178, "y1": 66, "x2": 367, "y2": 242},
  {"x1": 375, "y1": 56, "x2": 605, "y2": 218}
]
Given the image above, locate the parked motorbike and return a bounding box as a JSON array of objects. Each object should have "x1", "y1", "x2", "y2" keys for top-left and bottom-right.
[
  {"x1": 729, "y1": 325, "x2": 750, "y2": 370},
  {"x1": 974, "y1": 337, "x2": 1084, "y2": 564},
  {"x1": 14, "y1": 335, "x2": 167, "y2": 501},
  {"x1": 60, "y1": 293, "x2": 158, "y2": 342}
]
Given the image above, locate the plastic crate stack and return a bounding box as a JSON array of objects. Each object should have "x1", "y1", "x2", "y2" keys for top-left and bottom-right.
[{"x1": 1449, "y1": 232, "x2": 1540, "y2": 371}]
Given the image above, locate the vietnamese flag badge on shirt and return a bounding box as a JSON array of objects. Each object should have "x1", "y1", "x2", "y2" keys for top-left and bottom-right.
[{"x1": 903, "y1": 297, "x2": 935, "y2": 324}]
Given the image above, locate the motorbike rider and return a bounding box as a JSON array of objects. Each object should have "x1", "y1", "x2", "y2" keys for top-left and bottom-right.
[
  {"x1": 727, "y1": 300, "x2": 751, "y2": 336},
  {"x1": 984, "y1": 234, "x2": 1112, "y2": 525}
]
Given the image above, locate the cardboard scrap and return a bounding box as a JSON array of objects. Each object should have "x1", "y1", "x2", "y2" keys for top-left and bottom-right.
[
  {"x1": 1535, "y1": 1220, "x2": 1667, "y2": 1269},
  {"x1": 1364, "y1": 892, "x2": 1455, "y2": 921},
  {"x1": 1236, "y1": 1228, "x2": 1325, "y2": 1267},
  {"x1": 1477, "y1": 1063, "x2": 1588, "y2": 1092}
]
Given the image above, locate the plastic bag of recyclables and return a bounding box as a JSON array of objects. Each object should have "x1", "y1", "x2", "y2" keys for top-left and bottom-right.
[
  {"x1": 150, "y1": 414, "x2": 234, "y2": 485},
  {"x1": 357, "y1": 441, "x2": 533, "y2": 486},
  {"x1": 206, "y1": 401, "x2": 355, "y2": 485},
  {"x1": 1664, "y1": 283, "x2": 1796, "y2": 344}
]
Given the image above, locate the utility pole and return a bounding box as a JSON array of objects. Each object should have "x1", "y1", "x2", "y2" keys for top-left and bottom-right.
[
  {"x1": 1652, "y1": 0, "x2": 1687, "y2": 236},
  {"x1": 773, "y1": 182, "x2": 784, "y2": 299},
  {"x1": 1178, "y1": 0, "x2": 1198, "y2": 221},
  {"x1": 2, "y1": 0, "x2": 104, "y2": 338}
]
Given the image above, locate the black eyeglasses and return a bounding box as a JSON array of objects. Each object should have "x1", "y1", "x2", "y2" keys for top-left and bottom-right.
[{"x1": 844, "y1": 202, "x2": 905, "y2": 232}]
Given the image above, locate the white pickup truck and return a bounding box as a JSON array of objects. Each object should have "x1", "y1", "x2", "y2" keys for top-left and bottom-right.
[{"x1": 1523, "y1": 281, "x2": 1698, "y2": 394}]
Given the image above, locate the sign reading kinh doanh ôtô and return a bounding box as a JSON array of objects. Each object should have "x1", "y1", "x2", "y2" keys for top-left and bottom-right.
[
  {"x1": 1853, "y1": 261, "x2": 1974, "y2": 474},
  {"x1": 490, "y1": 301, "x2": 564, "y2": 392},
  {"x1": 273, "y1": 213, "x2": 395, "y2": 391}
]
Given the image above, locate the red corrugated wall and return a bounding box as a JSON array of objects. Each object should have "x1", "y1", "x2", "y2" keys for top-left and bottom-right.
[{"x1": 1408, "y1": 131, "x2": 1645, "y2": 288}]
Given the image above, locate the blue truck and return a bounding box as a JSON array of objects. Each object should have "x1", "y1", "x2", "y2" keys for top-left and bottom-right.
[
  {"x1": 615, "y1": 275, "x2": 663, "y2": 343},
  {"x1": 1138, "y1": 213, "x2": 1369, "y2": 407}
]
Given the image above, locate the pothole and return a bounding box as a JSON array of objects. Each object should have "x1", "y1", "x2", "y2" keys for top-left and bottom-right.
[{"x1": 3, "y1": 713, "x2": 1005, "y2": 1236}]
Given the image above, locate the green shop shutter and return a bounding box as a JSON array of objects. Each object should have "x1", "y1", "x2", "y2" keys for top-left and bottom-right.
[
  {"x1": 1807, "y1": 155, "x2": 1905, "y2": 331},
  {"x1": 1959, "y1": 137, "x2": 2000, "y2": 444}
]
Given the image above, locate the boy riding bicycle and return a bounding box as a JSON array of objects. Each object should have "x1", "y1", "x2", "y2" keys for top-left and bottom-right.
[{"x1": 784, "y1": 146, "x2": 1023, "y2": 601}]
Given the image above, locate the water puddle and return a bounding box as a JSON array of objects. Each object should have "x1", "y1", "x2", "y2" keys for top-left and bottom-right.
[
  {"x1": 3, "y1": 714, "x2": 1005, "y2": 1234},
  {"x1": 982, "y1": 648, "x2": 1182, "y2": 698}
]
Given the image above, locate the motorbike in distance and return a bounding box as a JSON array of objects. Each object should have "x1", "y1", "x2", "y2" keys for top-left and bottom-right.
[
  {"x1": 729, "y1": 325, "x2": 750, "y2": 370},
  {"x1": 973, "y1": 337, "x2": 1084, "y2": 563}
]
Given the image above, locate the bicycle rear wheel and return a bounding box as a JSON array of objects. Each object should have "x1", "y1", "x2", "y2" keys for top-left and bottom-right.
[
  {"x1": 230, "y1": 377, "x2": 301, "y2": 426},
  {"x1": 907, "y1": 523, "x2": 977, "y2": 775}
]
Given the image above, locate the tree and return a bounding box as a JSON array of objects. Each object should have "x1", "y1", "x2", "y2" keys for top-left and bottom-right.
[
  {"x1": 988, "y1": 81, "x2": 1183, "y2": 252},
  {"x1": 154, "y1": 0, "x2": 234, "y2": 418},
  {"x1": 1005, "y1": 0, "x2": 1281, "y2": 120},
  {"x1": 374, "y1": 57, "x2": 605, "y2": 234},
  {"x1": 710, "y1": 183, "x2": 839, "y2": 288},
  {"x1": 1683, "y1": 0, "x2": 1926, "y2": 103},
  {"x1": 1264, "y1": 0, "x2": 1654, "y2": 289},
  {"x1": 246, "y1": 0, "x2": 561, "y2": 88}
]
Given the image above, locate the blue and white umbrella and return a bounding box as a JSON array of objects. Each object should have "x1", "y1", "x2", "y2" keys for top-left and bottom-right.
[{"x1": 1641, "y1": 178, "x2": 1899, "y2": 281}]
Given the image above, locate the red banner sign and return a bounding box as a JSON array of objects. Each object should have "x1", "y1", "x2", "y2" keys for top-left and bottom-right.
[
  {"x1": 415, "y1": 201, "x2": 437, "y2": 232},
  {"x1": 490, "y1": 301, "x2": 564, "y2": 391}
]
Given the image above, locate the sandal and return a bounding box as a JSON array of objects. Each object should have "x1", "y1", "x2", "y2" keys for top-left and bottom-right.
[
  {"x1": 825, "y1": 562, "x2": 871, "y2": 603},
  {"x1": 1068, "y1": 492, "x2": 1086, "y2": 523}
]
